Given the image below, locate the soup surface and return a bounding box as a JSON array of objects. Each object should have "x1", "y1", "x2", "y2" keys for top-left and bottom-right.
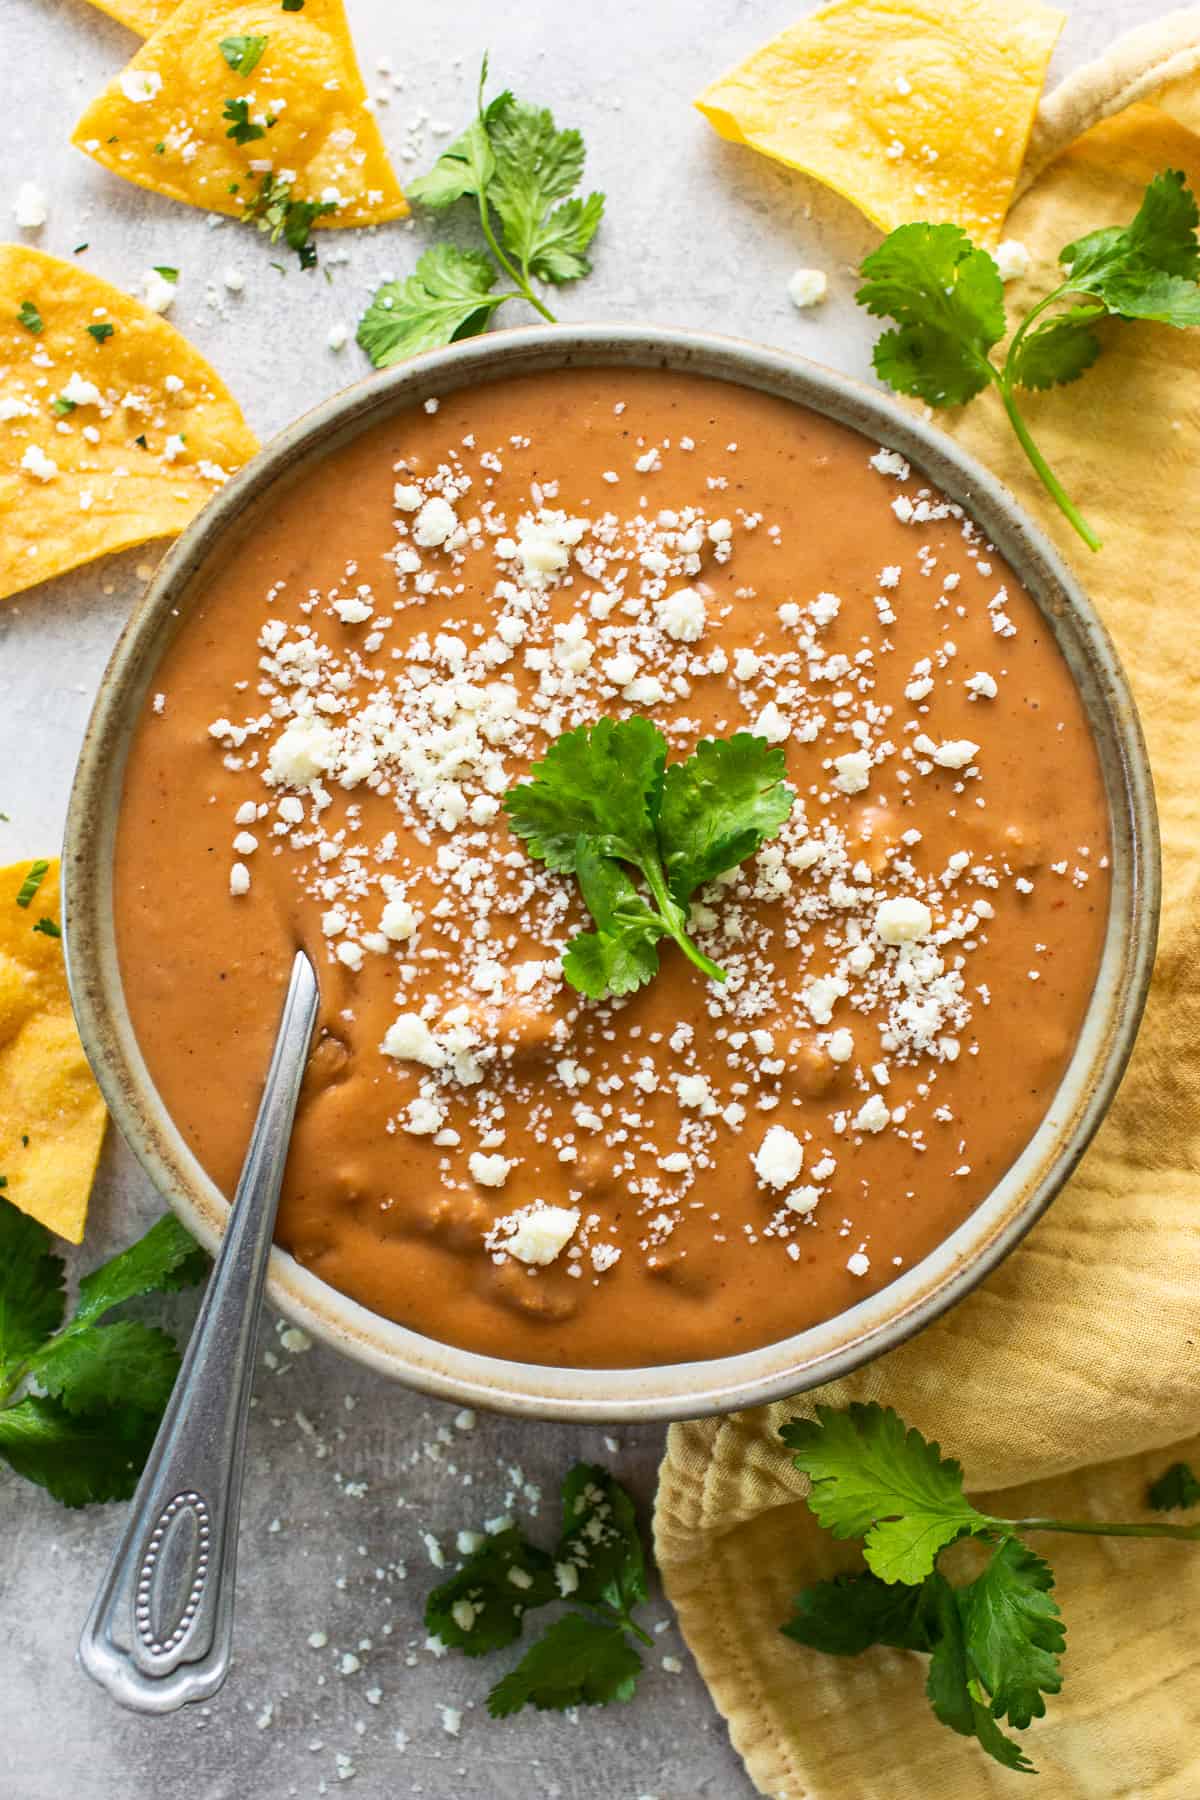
[{"x1": 114, "y1": 367, "x2": 1111, "y2": 1367}]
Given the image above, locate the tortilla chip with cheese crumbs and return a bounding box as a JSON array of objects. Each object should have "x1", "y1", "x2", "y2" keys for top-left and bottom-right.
[
  {"x1": 71, "y1": 0, "x2": 408, "y2": 232},
  {"x1": 86, "y1": 0, "x2": 178, "y2": 36},
  {"x1": 695, "y1": 0, "x2": 1065, "y2": 246},
  {"x1": 0, "y1": 244, "x2": 258, "y2": 602},
  {"x1": 0, "y1": 859, "x2": 107, "y2": 1245}
]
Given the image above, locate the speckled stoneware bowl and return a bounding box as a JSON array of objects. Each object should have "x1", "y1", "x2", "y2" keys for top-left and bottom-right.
[{"x1": 63, "y1": 324, "x2": 1160, "y2": 1422}]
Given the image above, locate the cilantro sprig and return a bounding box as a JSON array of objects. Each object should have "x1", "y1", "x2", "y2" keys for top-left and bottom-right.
[
  {"x1": 425, "y1": 1462, "x2": 651, "y2": 1717},
  {"x1": 781, "y1": 1403, "x2": 1200, "y2": 1773},
  {"x1": 504, "y1": 719, "x2": 795, "y2": 1000},
  {"x1": 239, "y1": 171, "x2": 336, "y2": 271},
  {"x1": 858, "y1": 170, "x2": 1200, "y2": 551},
  {"x1": 357, "y1": 56, "x2": 604, "y2": 367},
  {"x1": 0, "y1": 1197, "x2": 207, "y2": 1507}
]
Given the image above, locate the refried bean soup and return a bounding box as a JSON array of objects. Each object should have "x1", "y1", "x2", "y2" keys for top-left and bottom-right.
[{"x1": 114, "y1": 367, "x2": 1111, "y2": 1369}]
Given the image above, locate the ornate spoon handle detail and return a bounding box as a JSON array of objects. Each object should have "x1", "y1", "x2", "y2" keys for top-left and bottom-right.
[{"x1": 78, "y1": 950, "x2": 319, "y2": 1714}]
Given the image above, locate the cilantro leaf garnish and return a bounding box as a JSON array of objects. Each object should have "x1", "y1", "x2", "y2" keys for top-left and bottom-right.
[
  {"x1": 1149, "y1": 1460, "x2": 1200, "y2": 1511},
  {"x1": 780, "y1": 1404, "x2": 1200, "y2": 1773},
  {"x1": 152, "y1": 264, "x2": 179, "y2": 283},
  {"x1": 555, "y1": 1463, "x2": 649, "y2": 1629},
  {"x1": 223, "y1": 97, "x2": 267, "y2": 144},
  {"x1": 783, "y1": 1568, "x2": 936, "y2": 1657},
  {"x1": 782, "y1": 1403, "x2": 996, "y2": 1583},
  {"x1": 220, "y1": 33, "x2": 268, "y2": 77},
  {"x1": 14, "y1": 859, "x2": 49, "y2": 907},
  {"x1": 17, "y1": 300, "x2": 43, "y2": 334},
  {"x1": 421, "y1": 1460, "x2": 653, "y2": 1720},
  {"x1": 956, "y1": 1537, "x2": 1064, "y2": 1729},
  {"x1": 0, "y1": 1201, "x2": 66, "y2": 1388},
  {"x1": 359, "y1": 57, "x2": 603, "y2": 367},
  {"x1": 356, "y1": 245, "x2": 499, "y2": 367},
  {"x1": 858, "y1": 169, "x2": 1200, "y2": 551},
  {"x1": 281, "y1": 0, "x2": 303, "y2": 9},
  {"x1": 240, "y1": 171, "x2": 336, "y2": 270},
  {"x1": 506, "y1": 719, "x2": 795, "y2": 1000},
  {"x1": 0, "y1": 1198, "x2": 206, "y2": 1507},
  {"x1": 487, "y1": 1614, "x2": 642, "y2": 1717},
  {"x1": 425, "y1": 1526, "x2": 556, "y2": 1656},
  {"x1": 86, "y1": 322, "x2": 114, "y2": 343},
  {"x1": 31, "y1": 917, "x2": 61, "y2": 937}
]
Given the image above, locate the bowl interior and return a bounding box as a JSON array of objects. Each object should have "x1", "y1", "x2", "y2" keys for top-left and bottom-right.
[{"x1": 62, "y1": 324, "x2": 1160, "y2": 1422}]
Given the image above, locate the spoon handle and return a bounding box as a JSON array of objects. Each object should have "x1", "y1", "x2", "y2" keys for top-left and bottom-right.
[{"x1": 78, "y1": 949, "x2": 319, "y2": 1714}]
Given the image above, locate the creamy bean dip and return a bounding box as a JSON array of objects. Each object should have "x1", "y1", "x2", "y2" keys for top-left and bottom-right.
[{"x1": 114, "y1": 369, "x2": 1110, "y2": 1367}]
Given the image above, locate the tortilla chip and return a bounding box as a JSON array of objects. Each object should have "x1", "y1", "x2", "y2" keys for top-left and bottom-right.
[
  {"x1": 1155, "y1": 72, "x2": 1200, "y2": 140},
  {"x1": 0, "y1": 244, "x2": 258, "y2": 602},
  {"x1": 87, "y1": 0, "x2": 178, "y2": 35},
  {"x1": 0, "y1": 860, "x2": 107, "y2": 1244},
  {"x1": 72, "y1": 0, "x2": 408, "y2": 231},
  {"x1": 695, "y1": 0, "x2": 1065, "y2": 246}
]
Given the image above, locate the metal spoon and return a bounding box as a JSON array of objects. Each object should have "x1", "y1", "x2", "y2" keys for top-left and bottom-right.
[{"x1": 78, "y1": 948, "x2": 319, "y2": 1714}]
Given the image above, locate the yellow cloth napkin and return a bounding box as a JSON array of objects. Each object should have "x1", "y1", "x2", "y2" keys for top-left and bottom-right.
[{"x1": 655, "y1": 96, "x2": 1200, "y2": 1800}]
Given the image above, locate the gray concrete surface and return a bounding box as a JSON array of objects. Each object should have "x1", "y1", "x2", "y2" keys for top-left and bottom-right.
[{"x1": 0, "y1": 1, "x2": 1155, "y2": 1795}]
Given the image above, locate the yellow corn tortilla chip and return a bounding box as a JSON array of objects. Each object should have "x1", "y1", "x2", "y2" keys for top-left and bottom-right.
[
  {"x1": 1155, "y1": 72, "x2": 1200, "y2": 140},
  {"x1": 87, "y1": 0, "x2": 178, "y2": 36},
  {"x1": 0, "y1": 245, "x2": 258, "y2": 602},
  {"x1": 695, "y1": 0, "x2": 1065, "y2": 246},
  {"x1": 72, "y1": 0, "x2": 408, "y2": 231},
  {"x1": 0, "y1": 860, "x2": 106, "y2": 1244}
]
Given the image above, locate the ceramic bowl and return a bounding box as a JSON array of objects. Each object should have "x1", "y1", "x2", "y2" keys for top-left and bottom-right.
[{"x1": 62, "y1": 324, "x2": 1160, "y2": 1422}]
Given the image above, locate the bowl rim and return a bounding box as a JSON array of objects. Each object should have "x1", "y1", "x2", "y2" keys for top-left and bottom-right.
[{"x1": 62, "y1": 321, "x2": 1160, "y2": 1422}]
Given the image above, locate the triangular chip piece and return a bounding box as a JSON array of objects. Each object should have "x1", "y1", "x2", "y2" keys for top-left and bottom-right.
[
  {"x1": 1155, "y1": 71, "x2": 1200, "y2": 140},
  {"x1": 0, "y1": 245, "x2": 258, "y2": 601},
  {"x1": 86, "y1": 0, "x2": 178, "y2": 36},
  {"x1": 0, "y1": 859, "x2": 107, "y2": 1244},
  {"x1": 696, "y1": 0, "x2": 1065, "y2": 246},
  {"x1": 72, "y1": 0, "x2": 408, "y2": 232}
]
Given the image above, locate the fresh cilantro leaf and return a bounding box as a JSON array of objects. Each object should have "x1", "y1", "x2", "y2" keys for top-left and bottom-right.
[
  {"x1": 858, "y1": 222, "x2": 1005, "y2": 406},
  {"x1": 782, "y1": 1403, "x2": 996, "y2": 1584},
  {"x1": 220, "y1": 33, "x2": 268, "y2": 77},
  {"x1": 1062, "y1": 168, "x2": 1200, "y2": 298},
  {"x1": 555, "y1": 1463, "x2": 648, "y2": 1625},
  {"x1": 425, "y1": 1526, "x2": 557, "y2": 1656},
  {"x1": 406, "y1": 91, "x2": 505, "y2": 210},
  {"x1": 223, "y1": 97, "x2": 267, "y2": 144},
  {"x1": 507, "y1": 720, "x2": 794, "y2": 999},
  {"x1": 0, "y1": 1198, "x2": 65, "y2": 1390},
  {"x1": 72, "y1": 1211, "x2": 208, "y2": 1328},
  {"x1": 487, "y1": 1613, "x2": 642, "y2": 1717},
  {"x1": 29, "y1": 1320, "x2": 181, "y2": 1421},
  {"x1": 14, "y1": 859, "x2": 49, "y2": 907},
  {"x1": 53, "y1": 396, "x2": 75, "y2": 417},
  {"x1": 562, "y1": 846, "x2": 664, "y2": 998},
  {"x1": 152, "y1": 264, "x2": 179, "y2": 283},
  {"x1": 924, "y1": 1573, "x2": 1036, "y2": 1774},
  {"x1": 520, "y1": 193, "x2": 605, "y2": 284},
  {"x1": 239, "y1": 172, "x2": 334, "y2": 268},
  {"x1": 659, "y1": 733, "x2": 794, "y2": 905},
  {"x1": 281, "y1": 0, "x2": 303, "y2": 10},
  {"x1": 958, "y1": 1537, "x2": 1064, "y2": 1729},
  {"x1": 357, "y1": 244, "x2": 500, "y2": 368},
  {"x1": 31, "y1": 917, "x2": 60, "y2": 938},
  {"x1": 17, "y1": 300, "x2": 43, "y2": 334},
  {"x1": 0, "y1": 1394, "x2": 158, "y2": 1507},
  {"x1": 782, "y1": 1569, "x2": 936, "y2": 1657},
  {"x1": 87, "y1": 322, "x2": 114, "y2": 343},
  {"x1": 1007, "y1": 307, "x2": 1105, "y2": 390},
  {"x1": 504, "y1": 717, "x2": 665, "y2": 874},
  {"x1": 1149, "y1": 1461, "x2": 1200, "y2": 1511},
  {"x1": 487, "y1": 96, "x2": 602, "y2": 284}
]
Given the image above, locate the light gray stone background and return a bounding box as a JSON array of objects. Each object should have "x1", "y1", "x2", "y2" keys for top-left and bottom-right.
[{"x1": 0, "y1": 0, "x2": 1157, "y2": 1794}]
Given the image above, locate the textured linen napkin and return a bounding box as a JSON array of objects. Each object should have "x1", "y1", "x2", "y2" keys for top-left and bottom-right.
[{"x1": 655, "y1": 29, "x2": 1200, "y2": 1798}]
